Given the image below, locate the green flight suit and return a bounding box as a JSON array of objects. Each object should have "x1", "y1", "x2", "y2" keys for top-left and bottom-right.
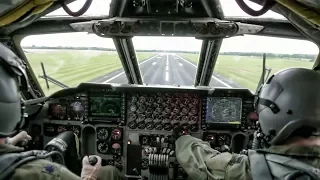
[
  {"x1": 0, "y1": 144, "x2": 126, "y2": 180},
  {"x1": 175, "y1": 135, "x2": 320, "y2": 180}
]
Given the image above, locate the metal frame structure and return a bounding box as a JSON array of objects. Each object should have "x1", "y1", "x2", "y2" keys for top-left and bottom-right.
[
  {"x1": 113, "y1": 37, "x2": 143, "y2": 84},
  {"x1": 195, "y1": 39, "x2": 223, "y2": 86},
  {"x1": 0, "y1": 0, "x2": 319, "y2": 98}
]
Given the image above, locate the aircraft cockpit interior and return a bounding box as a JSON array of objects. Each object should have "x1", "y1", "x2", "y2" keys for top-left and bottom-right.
[{"x1": 1, "y1": 0, "x2": 320, "y2": 179}]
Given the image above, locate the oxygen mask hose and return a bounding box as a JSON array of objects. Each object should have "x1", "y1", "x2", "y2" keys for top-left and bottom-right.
[
  {"x1": 60, "y1": 0, "x2": 93, "y2": 17},
  {"x1": 235, "y1": 0, "x2": 276, "y2": 16},
  {"x1": 252, "y1": 131, "x2": 260, "y2": 149}
]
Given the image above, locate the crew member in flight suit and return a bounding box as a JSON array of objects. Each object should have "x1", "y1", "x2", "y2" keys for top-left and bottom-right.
[
  {"x1": 0, "y1": 43, "x2": 126, "y2": 180},
  {"x1": 174, "y1": 68, "x2": 320, "y2": 180}
]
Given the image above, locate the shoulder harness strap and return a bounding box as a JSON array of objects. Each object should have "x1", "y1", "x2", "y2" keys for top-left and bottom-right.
[
  {"x1": 248, "y1": 149, "x2": 273, "y2": 180},
  {"x1": 266, "y1": 154, "x2": 320, "y2": 180}
]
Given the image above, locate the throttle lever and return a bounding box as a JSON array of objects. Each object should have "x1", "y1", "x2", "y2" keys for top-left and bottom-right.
[
  {"x1": 131, "y1": 168, "x2": 144, "y2": 180},
  {"x1": 88, "y1": 156, "x2": 98, "y2": 166}
]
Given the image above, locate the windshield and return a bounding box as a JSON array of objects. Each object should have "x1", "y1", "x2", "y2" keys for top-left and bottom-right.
[
  {"x1": 179, "y1": 35, "x2": 319, "y2": 92},
  {"x1": 131, "y1": 37, "x2": 202, "y2": 86},
  {"x1": 22, "y1": 33, "x2": 319, "y2": 95},
  {"x1": 21, "y1": 32, "x2": 155, "y2": 95}
]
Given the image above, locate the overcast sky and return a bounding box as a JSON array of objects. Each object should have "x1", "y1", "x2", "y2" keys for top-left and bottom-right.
[{"x1": 21, "y1": 0, "x2": 319, "y2": 54}]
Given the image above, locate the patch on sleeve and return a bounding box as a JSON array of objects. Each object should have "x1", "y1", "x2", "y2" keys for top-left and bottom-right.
[
  {"x1": 42, "y1": 165, "x2": 55, "y2": 175},
  {"x1": 228, "y1": 155, "x2": 244, "y2": 165}
]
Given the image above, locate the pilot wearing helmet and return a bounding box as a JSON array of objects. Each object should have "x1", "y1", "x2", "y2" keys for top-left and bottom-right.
[
  {"x1": 0, "y1": 43, "x2": 126, "y2": 180},
  {"x1": 174, "y1": 68, "x2": 320, "y2": 180}
]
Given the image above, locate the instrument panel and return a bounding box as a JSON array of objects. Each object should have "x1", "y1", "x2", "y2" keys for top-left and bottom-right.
[
  {"x1": 127, "y1": 92, "x2": 201, "y2": 132},
  {"x1": 31, "y1": 83, "x2": 257, "y2": 180}
]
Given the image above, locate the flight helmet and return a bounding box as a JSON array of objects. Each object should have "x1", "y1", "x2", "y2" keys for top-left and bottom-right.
[
  {"x1": 255, "y1": 68, "x2": 320, "y2": 145},
  {"x1": 0, "y1": 43, "x2": 29, "y2": 137}
]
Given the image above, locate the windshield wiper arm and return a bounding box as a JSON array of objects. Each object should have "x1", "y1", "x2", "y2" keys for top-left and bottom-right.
[
  {"x1": 255, "y1": 53, "x2": 272, "y2": 94},
  {"x1": 39, "y1": 62, "x2": 69, "y2": 89}
]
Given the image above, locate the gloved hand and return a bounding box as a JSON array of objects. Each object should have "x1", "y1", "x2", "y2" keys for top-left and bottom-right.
[
  {"x1": 6, "y1": 131, "x2": 32, "y2": 146},
  {"x1": 81, "y1": 155, "x2": 102, "y2": 180}
]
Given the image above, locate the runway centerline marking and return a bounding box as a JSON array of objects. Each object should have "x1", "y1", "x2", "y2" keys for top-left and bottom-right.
[
  {"x1": 165, "y1": 71, "x2": 169, "y2": 81},
  {"x1": 152, "y1": 62, "x2": 157, "y2": 65},
  {"x1": 174, "y1": 54, "x2": 232, "y2": 88},
  {"x1": 179, "y1": 63, "x2": 183, "y2": 67},
  {"x1": 165, "y1": 53, "x2": 170, "y2": 81},
  {"x1": 103, "y1": 55, "x2": 158, "y2": 83}
]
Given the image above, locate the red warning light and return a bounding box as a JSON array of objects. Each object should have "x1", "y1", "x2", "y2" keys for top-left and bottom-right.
[{"x1": 248, "y1": 112, "x2": 259, "y2": 121}]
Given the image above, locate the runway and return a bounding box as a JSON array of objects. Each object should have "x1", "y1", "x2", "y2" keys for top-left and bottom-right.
[{"x1": 90, "y1": 53, "x2": 233, "y2": 88}]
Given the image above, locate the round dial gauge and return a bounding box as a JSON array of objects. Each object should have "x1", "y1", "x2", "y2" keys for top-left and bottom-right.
[
  {"x1": 128, "y1": 121, "x2": 137, "y2": 129},
  {"x1": 111, "y1": 129, "x2": 122, "y2": 140},
  {"x1": 155, "y1": 107, "x2": 162, "y2": 113},
  {"x1": 172, "y1": 107, "x2": 180, "y2": 114},
  {"x1": 155, "y1": 123, "x2": 163, "y2": 130},
  {"x1": 183, "y1": 98, "x2": 190, "y2": 105},
  {"x1": 97, "y1": 141, "x2": 109, "y2": 154},
  {"x1": 145, "y1": 118, "x2": 153, "y2": 123},
  {"x1": 137, "y1": 114, "x2": 146, "y2": 122},
  {"x1": 190, "y1": 108, "x2": 198, "y2": 115},
  {"x1": 181, "y1": 107, "x2": 189, "y2": 115},
  {"x1": 156, "y1": 97, "x2": 163, "y2": 103},
  {"x1": 164, "y1": 107, "x2": 171, "y2": 114},
  {"x1": 139, "y1": 96, "x2": 146, "y2": 103},
  {"x1": 130, "y1": 105, "x2": 137, "y2": 112},
  {"x1": 69, "y1": 101, "x2": 85, "y2": 120},
  {"x1": 146, "y1": 108, "x2": 153, "y2": 114},
  {"x1": 164, "y1": 123, "x2": 172, "y2": 131},
  {"x1": 131, "y1": 96, "x2": 138, "y2": 103},
  {"x1": 166, "y1": 98, "x2": 172, "y2": 104},
  {"x1": 181, "y1": 116, "x2": 189, "y2": 124},
  {"x1": 137, "y1": 106, "x2": 146, "y2": 114},
  {"x1": 189, "y1": 116, "x2": 199, "y2": 124},
  {"x1": 146, "y1": 122, "x2": 154, "y2": 130},
  {"x1": 147, "y1": 97, "x2": 154, "y2": 103},
  {"x1": 49, "y1": 104, "x2": 66, "y2": 120},
  {"x1": 97, "y1": 128, "x2": 109, "y2": 140},
  {"x1": 138, "y1": 122, "x2": 146, "y2": 129},
  {"x1": 192, "y1": 99, "x2": 199, "y2": 105},
  {"x1": 173, "y1": 123, "x2": 180, "y2": 130},
  {"x1": 190, "y1": 124, "x2": 198, "y2": 132},
  {"x1": 129, "y1": 113, "x2": 137, "y2": 121}
]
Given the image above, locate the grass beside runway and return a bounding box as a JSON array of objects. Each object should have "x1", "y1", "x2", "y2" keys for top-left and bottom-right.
[
  {"x1": 179, "y1": 53, "x2": 314, "y2": 91},
  {"x1": 25, "y1": 49, "x2": 315, "y2": 95},
  {"x1": 25, "y1": 50, "x2": 157, "y2": 95}
]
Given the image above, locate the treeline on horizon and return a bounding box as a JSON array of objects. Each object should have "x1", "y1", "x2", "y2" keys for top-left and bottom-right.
[{"x1": 23, "y1": 46, "x2": 317, "y2": 61}]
